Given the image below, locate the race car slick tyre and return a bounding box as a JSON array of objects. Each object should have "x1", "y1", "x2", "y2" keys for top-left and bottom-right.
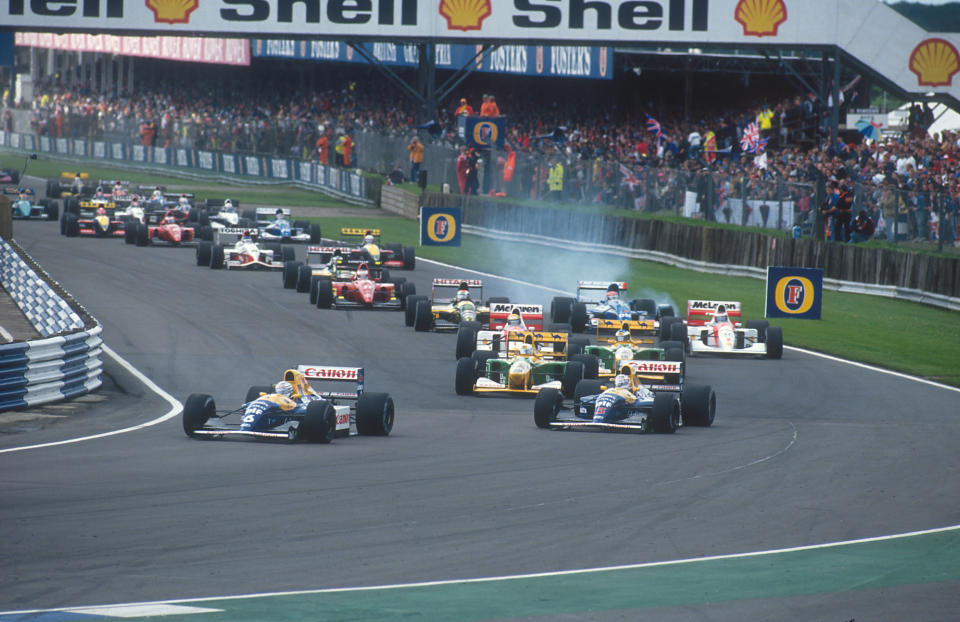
[
  {"x1": 64, "y1": 214, "x2": 79, "y2": 237},
  {"x1": 315, "y1": 277, "x2": 334, "y2": 309},
  {"x1": 669, "y1": 321, "x2": 687, "y2": 345},
  {"x1": 472, "y1": 350, "x2": 495, "y2": 368},
  {"x1": 293, "y1": 220, "x2": 309, "y2": 231},
  {"x1": 295, "y1": 264, "x2": 312, "y2": 293},
  {"x1": 309, "y1": 223, "x2": 322, "y2": 244},
  {"x1": 135, "y1": 223, "x2": 149, "y2": 246},
  {"x1": 664, "y1": 346, "x2": 685, "y2": 363},
  {"x1": 45, "y1": 201, "x2": 59, "y2": 221},
  {"x1": 402, "y1": 246, "x2": 415, "y2": 270},
  {"x1": 550, "y1": 297, "x2": 574, "y2": 326},
  {"x1": 455, "y1": 357, "x2": 477, "y2": 396},
  {"x1": 124, "y1": 223, "x2": 137, "y2": 244},
  {"x1": 302, "y1": 400, "x2": 336, "y2": 443},
  {"x1": 283, "y1": 261, "x2": 300, "y2": 289},
  {"x1": 196, "y1": 242, "x2": 212, "y2": 267},
  {"x1": 200, "y1": 226, "x2": 213, "y2": 242},
  {"x1": 265, "y1": 243, "x2": 282, "y2": 258},
  {"x1": 59, "y1": 213, "x2": 67, "y2": 235},
  {"x1": 561, "y1": 361, "x2": 585, "y2": 399},
  {"x1": 456, "y1": 326, "x2": 478, "y2": 359},
  {"x1": 570, "y1": 302, "x2": 588, "y2": 333},
  {"x1": 632, "y1": 298, "x2": 657, "y2": 319},
  {"x1": 658, "y1": 305, "x2": 675, "y2": 319},
  {"x1": 746, "y1": 320, "x2": 769, "y2": 342},
  {"x1": 534, "y1": 388, "x2": 562, "y2": 429},
  {"x1": 309, "y1": 275, "x2": 324, "y2": 304},
  {"x1": 569, "y1": 354, "x2": 599, "y2": 381},
  {"x1": 400, "y1": 282, "x2": 416, "y2": 308},
  {"x1": 65, "y1": 197, "x2": 80, "y2": 215},
  {"x1": 682, "y1": 384, "x2": 716, "y2": 427},
  {"x1": 413, "y1": 298, "x2": 433, "y2": 332},
  {"x1": 210, "y1": 245, "x2": 225, "y2": 269},
  {"x1": 567, "y1": 336, "x2": 590, "y2": 357},
  {"x1": 765, "y1": 326, "x2": 784, "y2": 359},
  {"x1": 357, "y1": 392, "x2": 395, "y2": 436},
  {"x1": 650, "y1": 393, "x2": 681, "y2": 433},
  {"x1": 659, "y1": 340, "x2": 685, "y2": 364},
  {"x1": 198, "y1": 210, "x2": 210, "y2": 227},
  {"x1": 380, "y1": 269, "x2": 391, "y2": 282},
  {"x1": 282, "y1": 246, "x2": 295, "y2": 262},
  {"x1": 574, "y1": 379, "x2": 604, "y2": 404},
  {"x1": 404, "y1": 295, "x2": 427, "y2": 327},
  {"x1": 245, "y1": 385, "x2": 274, "y2": 404},
  {"x1": 182, "y1": 393, "x2": 215, "y2": 438}
]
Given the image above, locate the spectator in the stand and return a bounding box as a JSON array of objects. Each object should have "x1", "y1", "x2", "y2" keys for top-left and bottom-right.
[
  {"x1": 316, "y1": 126, "x2": 329, "y2": 165},
  {"x1": 850, "y1": 209, "x2": 876, "y2": 243},
  {"x1": 340, "y1": 132, "x2": 353, "y2": 168},
  {"x1": 408, "y1": 136, "x2": 424, "y2": 183},
  {"x1": 822, "y1": 181, "x2": 853, "y2": 242},
  {"x1": 548, "y1": 158, "x2": 564, "y2": 202},
  {"x1": 455, "y1": 98, "x2": 474, "y2": 116},
  {"x1": 465, "y1": 147, "x2": 479, "y2": 195},
  {"x1": 456, "y1": 146, "x2": 468, "y2": 194},
  {"x1": 480, "y1": 94, "x2": 500, "y2": 117},
  {"x1": 334, "y1": 133, "x2": 344, "y2": 167}
]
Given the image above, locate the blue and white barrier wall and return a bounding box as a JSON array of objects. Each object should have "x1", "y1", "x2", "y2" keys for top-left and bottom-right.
[{"x1": 0, "y1": 238, "x2": 103, "y2": 411}]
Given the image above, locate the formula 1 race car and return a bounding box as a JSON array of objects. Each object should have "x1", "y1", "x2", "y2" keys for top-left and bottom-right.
[
  {"x1": 335, "y1": 228, "x2": 415, "y2": 270},
  {"x1": 313, "y1": 263, "x2": 413, "y2": 310},
  {"x1": 248, "y1": 208, "x2": 322, "y2": 244},
  {"x1": 533, "y1": 360, "x2": 716, "y2": 433},
  {"x1": 196, "y1": 228, "x2": 294, "y2": 269},
  {"x1": 551, "y1": 282, "x2": 675, "y2": 333},
  {"x1": 455, "y1": 331, "x2": 596, "y2": 398},
  {"x1": 404, "y1": 278, "x2": 524, "y2": 334},
  {"x1": 281, "y1": 246, "x2": 408, "y2": 305},
  {"x1": 660, "y1": 300, "x2": 783, "y2": 359},
  {"x1": 453, "y1": 302, "x2": 550, "y2": 359},
  {"x1": 61, "y1": 204, "x2": 127, "y2": 238},
  {"x1": 577, "y1": 321, "x2": 686, "y2": 378},
  {"x1": 182, "y1": 365, "x2": 394, "y2": 442},
  {"x1": 126, "y1": 209, "x2": 212, "y2": 247},
  {"x1": 10, "y1": 188, "x2": 59, "y2": 221}
]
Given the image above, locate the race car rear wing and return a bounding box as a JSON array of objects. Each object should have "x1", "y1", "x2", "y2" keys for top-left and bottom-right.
[
  {"x1": 596, "y1": 319, "x2": 657, "y2": 342},
  {"x1": 622, "y1": 360, "x2": 684, "y2": 391},
  {"x1": 577, "y1": 281, "x2": 628, "y2": 304},
  {"x1": 256, "y1": 207, "x2": 291, "y2": 217},
  {"x1": 503, "y1": 330, "x2": 568, "y2": 358},
  {"x1": 432, "y1": 278, "x2": 483, "y2": 303},
  {"x1": 293, "y1": 365, "x2": 365, "y2": 400},
  {"x1": 489, "y1": 303, "x2": 544, "y2": 331},
  {"x1": 341, "y1": 227, "x2": 381, "y2": 242},
  {"x1": 686, "y1": 300, "x2": 742, "y2": 326}
]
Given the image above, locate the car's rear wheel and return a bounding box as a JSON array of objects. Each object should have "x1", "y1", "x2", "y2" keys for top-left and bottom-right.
[
  {"x1": 135, "y1": 223, "x2": 149, "y2": 246},
  {"x1": 399, "y1": 282, "x2": 416, "y2": 308},
  {"x1": 669, "y1": 320, "x2": 687, "y2": 345},
  {"x1": 196, "y1": 242, "x2": 212, "y2": 266},
  {"x1": 309, "y1": 223, "x2": 322, "y2": 243},
  {"x1": 200, "y1": 226, "x2": 213, "y2": 242},
  {"x1": 765, "y1": 326, "x2": 783, "y2": 359},
  {"x1": 296, "y1": 264, "x2": 313, "y2": 293},
  {"x1": 570, "y1": 302, "x2": 588, "y2": 333},
  {"x1": 44, "y1": 200, "x2": 59, "y2": 221},
  {"x1": 414, "y1": 298, "x2": 433, "y2": 331},
  {"x1": 302, "y1": 400, "x2": 336, "y2": 443},
  {"x1": 402, "y1": 246, "x2": 415, "y2": 270},
  {"x1": 746, "y1": 320, "x2": 769, "y2": 342},
  {"x1": 282, "y1": 261, "x2": 300, "y2": 289},
  {"x1": 659, "y1": 340, "x2": 686, "y2": 364},
  {"x1": 650, "y1": 393, "x2": 681, "y2": 433},
  {"x1": 561, "y1": 361, "x2": 585, "y2": 399},
  {"x1": 282, "y1": 246, "x2": 295, "y2": 262},
  {"x1": 124, "y1": 223, "x2": 138, "y2": 245},
  {"x1": 632, "y1": 298, "x2": 657, "y2": 319},
  {"x1": 182, "y1": 393, "x2": 215, "y2": 438},
  {"x1": 569, "y1": 353, "x2": 599, "y2": 380},
  {"x1": 64, "y1": 214, "x2": 79, "y2": 237},
  {"x1": 574, "y1": 379, "x2": 603, "y2": 403},
  {"x1": 681, "y1": 384, "x2": 716, "y2": 427},
  {"x1": 357, "y1": 392, "x2": 395, "y2": 436},
  {"x1": 551, "y1": 296, "x2": 574, "y2": 325},
  {"x1": 210, "y1": 244, "x2": 225, "y2": 269},
  {"x1": 534, "y1": 388, "x2": 562, "y2": 429},
  {"x1": 315, "y1": 277, "x2": 334, "y2": 308},
  {"x1": 456, "y1": 325, "x2": 478, "y2": 359},
  {"x1": 404, "y1": 295, "x2": 427, "y2": 327},
  {"x1": 245, "y1": 385, "x2": 273, "y2": 404}
]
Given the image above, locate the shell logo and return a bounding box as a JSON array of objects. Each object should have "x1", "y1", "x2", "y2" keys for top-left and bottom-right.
[
  {"x1": 734, "y1": 0, "x2": 787, "y2": 38},
  {"x1": 439, "y1": 0, "x2": 492, "y2": 32},
  {"x1": 909, "y1": 38, "x2": 960, "y2": 88},
  {"x1": 145, "y1": 0, "x2": 198, "y2": 24}
]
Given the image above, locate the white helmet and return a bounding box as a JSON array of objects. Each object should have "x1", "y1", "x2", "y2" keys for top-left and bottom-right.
[
  {"x1": 274, "y1": 381, "x2": 293, "y2": 398},
  {"x1": 614, "y1": 374, "x2": 630, "y2": 389},
  {"x1": 456, "y1": 289, "x2": 470, "y2": 302},
  {"x1": 519, "y1": 343, "x2": 534, "y2": 356},
  {"x1": 224, "y1": 198, "x2": 233, "y2": 208},
  {"x1": 615, "y1": 329, "x2": 629, "y2": 342},
  {"x1": 363, "y1": 234, "x2": 375, "y2": 245}
]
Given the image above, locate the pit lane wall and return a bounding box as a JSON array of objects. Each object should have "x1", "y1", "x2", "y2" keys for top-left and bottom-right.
[
  {"x1": 0, "y1": 130, "x2": 371, "y2": 205},
  {"x1": 0, "y1": 238, "x2": 102, "y2": 411}
]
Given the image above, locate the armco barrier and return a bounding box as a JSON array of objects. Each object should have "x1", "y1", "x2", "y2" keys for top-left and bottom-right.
[{"x1": 0, "y1": 239, "x2": 103, "y2": 411}]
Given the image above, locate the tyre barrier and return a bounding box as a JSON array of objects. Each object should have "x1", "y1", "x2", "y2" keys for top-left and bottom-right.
[{"x1": 0, "y1": 238, "x2": 102, "y2": 411}]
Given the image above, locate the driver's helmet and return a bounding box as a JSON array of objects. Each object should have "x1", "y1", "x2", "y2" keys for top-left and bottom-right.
[
  {"x1": 615, "y1": 328, "x2": 630, "y2": 342},
  {"x1": 178, "y1": 194, "x2": 189, "y2": 205},
  {"x1": 241, "y1": 230, "x2": 253, "y2": 243},
  {"x1": 507, "y1": 311, "x2": 522, "y2": 327},
  {"x1": 456, "y1": 289, "x2": 470, "y2": 302},
  {"x1": 274, "y1": 209, "x2": 285, "y2": 221},
  {"x1": 223, "y1": 198, "x2": 233, "y2": 209},
  {"x1": 151, "y1": 189, "x2": 163, "y2": 200},
  {"x1": 96, "y1": 207, "x2": 106, "y2": 216},
  {"x1": 519, "y1": 343, "x2": 534, "y2": 357},
  {"x1": 363, "y1": 234, "x2": 375, "y2": 246},
  {"x1": 606, "y1": 290, "x2": 620, "y2": 302},
  {"x1": 716, "y1": 305, "x2": 726, "y2": 314},
  {"x1": 130, "y1": 196, "x2": 140, "y2": 205},
  {"x1": 614, "y1": 374, "x2": 630, "y2": 389},
  {"x1": 274, "y1": 381, "x2": 293, "y2": 399},
  {"x1": 356, "y1": 266, "x2": 369, "y2": 279},
  {"x1": 18, "y1": 190, "x2": 28, "y2": 199}
]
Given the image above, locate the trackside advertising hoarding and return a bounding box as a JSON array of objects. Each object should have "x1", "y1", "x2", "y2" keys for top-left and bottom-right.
[
  {"x1": 3, "y1": 1, "x2": 959, "y2": 102},
  {"x1": 420, "y1": 207, "x2": 461, "y2": 247},
  {"x1": 765, "y1": 266, "x2": 823, "y2": 320}
]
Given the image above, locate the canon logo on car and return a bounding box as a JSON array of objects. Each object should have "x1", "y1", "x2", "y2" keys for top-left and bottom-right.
[
  {"x1": 300, "y1": 366, "x2": 359, "y2": 379},
  {"x1": 629, "y1": 361, "x2": 682, "y2": 373}
]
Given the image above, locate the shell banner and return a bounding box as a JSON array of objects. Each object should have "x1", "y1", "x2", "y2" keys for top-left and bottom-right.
[{"x1": 4, "y1": 0, "x2": 959, "y2": 101}]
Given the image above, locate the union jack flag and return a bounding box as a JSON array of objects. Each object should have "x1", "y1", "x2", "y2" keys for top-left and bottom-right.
[
  {"x1": 619, "y1": 163, "x2": 641, "y2": 189},
  {"x1": 740, "y1": 122, "x2": 767, "y2": 154},
  {"x1": 646, "y1": 115, "x2": 662, "y2": 139}
]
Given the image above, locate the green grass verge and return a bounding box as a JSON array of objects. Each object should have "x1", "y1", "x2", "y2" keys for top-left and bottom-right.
[
  {"x1": 10, "y1": 153, "x2": 959, "y2": 385},
  {"x1": 309, "y1": 215, "x2": 960, "y2": 387}
]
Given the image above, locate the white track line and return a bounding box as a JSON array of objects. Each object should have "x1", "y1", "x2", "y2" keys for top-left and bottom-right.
[
  {"x1": 0, "y1": 344, "x2": 183, "y2": 455},
  {"x1": 3, "y1": 522, "x2": 958, "y2": 616},
  {"x1": 419, "y1": 257, "x2": 960, "y2": 395}
]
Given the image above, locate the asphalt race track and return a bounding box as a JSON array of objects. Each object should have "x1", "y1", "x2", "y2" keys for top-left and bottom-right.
[{"x1": 2, "y1": 219, "x2": 959, "y2": 620}]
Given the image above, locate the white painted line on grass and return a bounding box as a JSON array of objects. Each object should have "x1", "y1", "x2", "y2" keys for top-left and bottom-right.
[
  {"x1": 0, "y1": 344, "x2": 182, "y2": 455},
  {"x1": 419, "y1": 257, "x2": 960, "y2": 395},
  {"x1": 3, "y1": 522, "x2": 957, "y2": 616}
]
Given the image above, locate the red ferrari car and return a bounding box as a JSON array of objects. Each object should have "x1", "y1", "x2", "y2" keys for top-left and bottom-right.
[
  {"x1": 314, "y1": 264, "x2": 414, "y2": 310},
  {"x1": 126, "y1": 209, "x2": 211, "y2": 247}
]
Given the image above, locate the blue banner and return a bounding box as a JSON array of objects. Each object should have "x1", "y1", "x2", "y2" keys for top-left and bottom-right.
[
  {"x1": 458, "y1": 116, "x2": 505, "y2": 149},
  {"x1": 765, "y1": 266, "x2": 823, "y2": 319},
  {"x1": 0, "y1": 33, "x2": 13, "y2": 67},
  {"x1": 420, "y1": 207, "x2": 461, "y2": 247},
  {"x1": 253, "y1": 40, "x2": 612, "y2": 80}
]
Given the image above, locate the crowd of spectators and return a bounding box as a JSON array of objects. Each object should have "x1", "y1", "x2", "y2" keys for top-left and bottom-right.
[{"x1": 8, "y1": 61, "x2": 960, "y2": 246}]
